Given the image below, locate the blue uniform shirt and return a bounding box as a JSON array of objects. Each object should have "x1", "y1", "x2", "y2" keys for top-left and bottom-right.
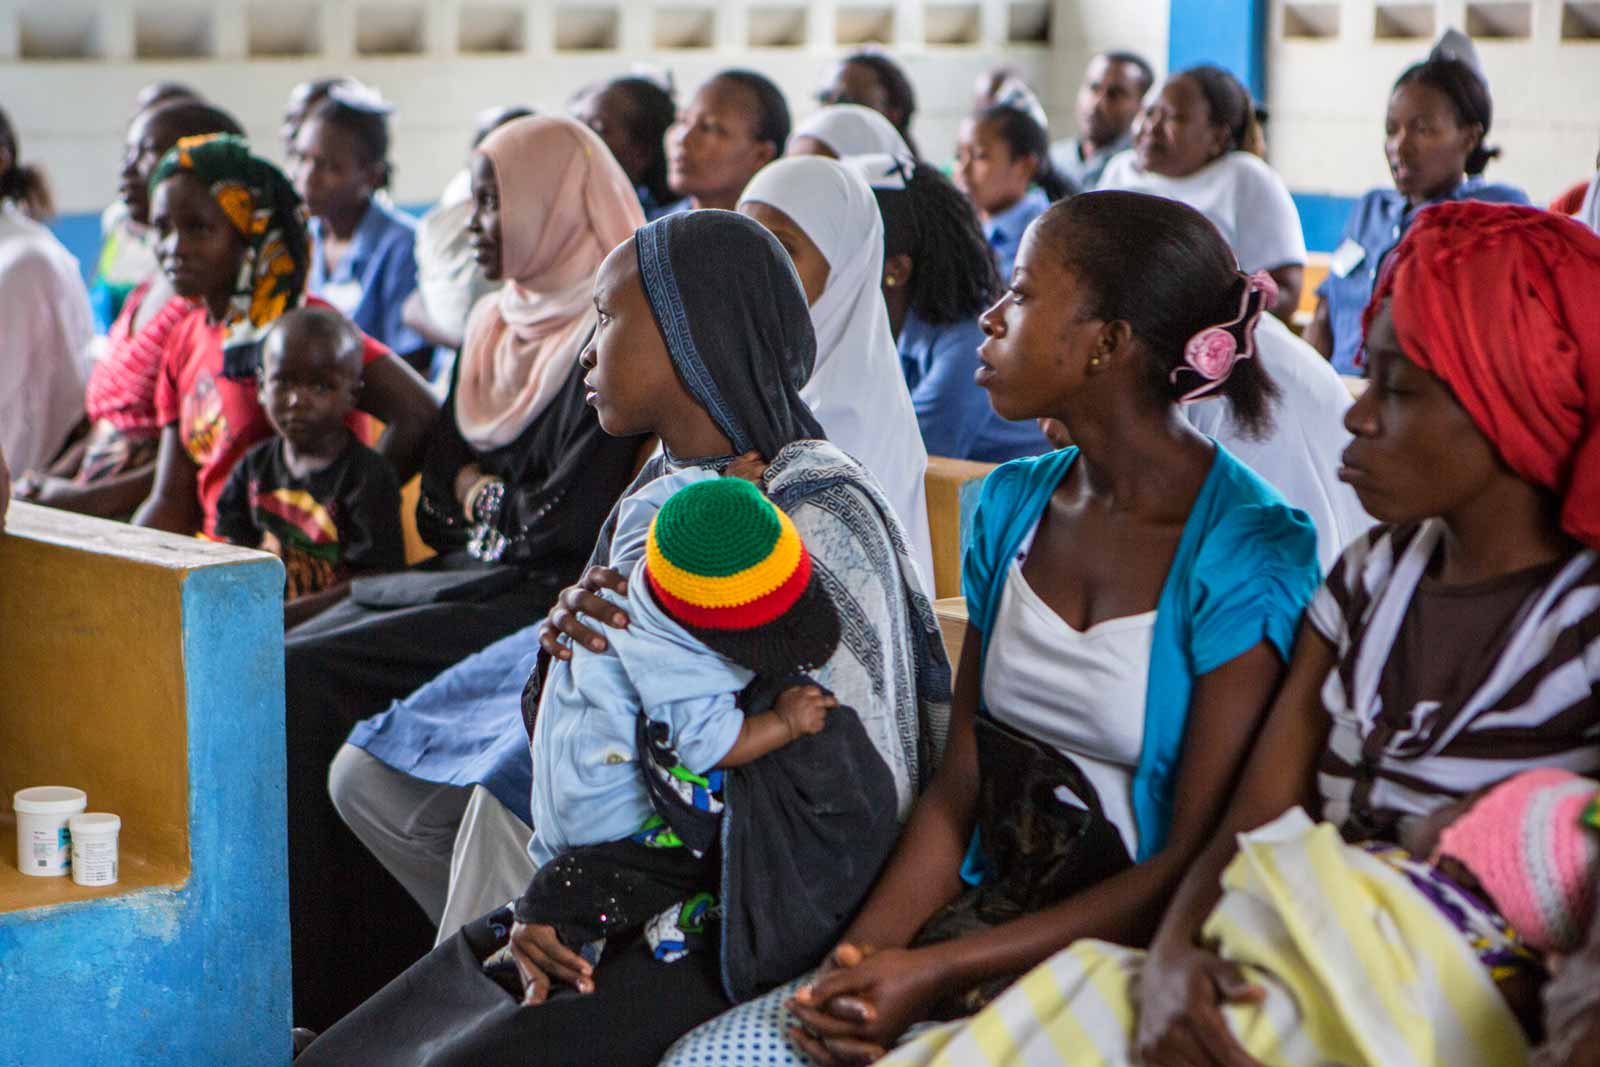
[
  {"x1": 308, "y1": 198, "x2": 426, "y2": 357},
  {"x1": 984, "y1": 186, "x2": 1051, "y2": 283},
  {"x1": 1319, "y1": 177, "x2": 1529, "y2": 373},
  {"x1": 899, "y1": 311, "x2": 1049, "y2": 463}
]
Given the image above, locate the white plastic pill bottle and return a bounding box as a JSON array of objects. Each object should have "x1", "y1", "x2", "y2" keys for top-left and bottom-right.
[
  {"x1": 69, "y1": 813, "x2": 120, "y2": 887},
  {"x1": 13, "y1": 787, "x2": 87, "y2": 877}
]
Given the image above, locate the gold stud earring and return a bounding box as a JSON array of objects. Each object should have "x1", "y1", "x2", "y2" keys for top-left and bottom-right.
[
  {"x1": 1089, "y1": 355, "x2": 1103, "y2": 367},
  {"x1": 884, "y1": 276, "x2": 898, "y2": 288}
]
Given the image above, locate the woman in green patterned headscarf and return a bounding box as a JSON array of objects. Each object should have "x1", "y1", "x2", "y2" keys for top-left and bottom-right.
[
  {"x1": 133, "y1": 132, "x2": 438, "y2": 539},
  {"x1": 148, "y1": 132, "x2": 309, "y2": 371}
]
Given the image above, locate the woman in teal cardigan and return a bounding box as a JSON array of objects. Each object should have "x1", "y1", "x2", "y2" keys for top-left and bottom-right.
[{"x1": 662, "y1": 190, "x2": 1323, "y2": 1067}]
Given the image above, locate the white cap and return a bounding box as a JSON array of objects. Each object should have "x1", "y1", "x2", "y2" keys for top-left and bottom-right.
[
  {"x1": 13, "y1": 787, "x2": 87, "y2": 815},
  {"x1": 68, "y1": 813, "x2": 120, "y2": 834}
]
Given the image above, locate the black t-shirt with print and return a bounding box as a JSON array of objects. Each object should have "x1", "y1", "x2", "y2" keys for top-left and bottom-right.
[{"x1": 215, "y1": 433, "x2": 405, "y2": 598}]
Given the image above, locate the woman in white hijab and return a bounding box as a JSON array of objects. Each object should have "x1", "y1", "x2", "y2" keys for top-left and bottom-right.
[
  {"x1": 739, "y1": 155, "x2": 935, "y2": 590},
  {"x1": 789, "y1": 103, "x2": 914, "y2": 160}
]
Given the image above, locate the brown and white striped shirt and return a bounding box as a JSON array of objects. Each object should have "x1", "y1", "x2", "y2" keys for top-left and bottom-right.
[{"x1": 1307, "y1": 520, "x2": 1600, "y2": 842}]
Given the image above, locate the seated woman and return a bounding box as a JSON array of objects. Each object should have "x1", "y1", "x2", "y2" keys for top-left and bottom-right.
[
  {"x1": 330, "y1": 197, "x2": 951, "y2": 944},
  {"x1": 282, "y1": 115, "x2": 649, "y2": 1027},
  {"x1": 1101, "y1": 65, "x2": 1305, "y2": 323},
  {"x1": 405, "y1": 105, "x2": 533, "y2": 359},
  {"x1": 280, "y1": 76, "x2": 354, "y2": 160},
  {"x1": 954, "y1": 104, "x2": 1071, "y2": 282},
  {"x1": 852, "y1": 153, "x2": 1049, "y2": 462},
  {"x1": 130, "y1": 135, "x2": 436, "y2": 540},
  {"x1": 879, "y1": 768, "x2": 1600, "y2": 1066},
  {"x1": 739, "y1": 155, "x2": 936, "y2": 586},
  {"x1": 0, "y1": 106, "x2": 91, "y2": 478},
  {"x1": 666, "y1": 69, "x2": 789, "y2": 211},
  {"x1": 570, "y1": 76, "x2": 682, "y2": 220},
  {"x1": 87, "y1": 84, "x2": 196, "y2": 330},
  {"x1": 816, "y1": 50, "x2": 921, "y2": 157},
  {"x1": 662, "y1": 191, "x2": 1321, "y2": 1067},
  {"x1": 293, "y1": 86, "x2": 428, "y2": 368},
  {"x1": 1118, "y1": 202, "x2": 1600, "y2": 1067},
  {"x1": 1307, "y1": 53, "x2": 1529, "y2": 373},
  {"x1": 15, "y1": 100, "x2": 242, "y2": 518},
  {"x1": 789, "y1": 104, "x2": 912, "y2": 160},
  {"x1": 299, "y1": 208, "x2": 949, "y2": 1067}
]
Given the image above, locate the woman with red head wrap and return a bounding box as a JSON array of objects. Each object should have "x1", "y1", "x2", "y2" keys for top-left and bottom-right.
[
  {"x1": 1366, "y1": 200, "x2": 1600, "y2": 548},
  {"x1": 1125, "y1": 200, "x2": 1600, "y2": 1067}
]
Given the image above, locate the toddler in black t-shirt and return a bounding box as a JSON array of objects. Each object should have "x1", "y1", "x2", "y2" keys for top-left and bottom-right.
[{"x1": 216, "y1": 307, "x2": 403, "y2": 620}]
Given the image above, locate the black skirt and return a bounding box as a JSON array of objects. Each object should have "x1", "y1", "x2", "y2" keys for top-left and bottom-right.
[{"x1": 296, "y1": 909, "x2": 730, "y2": 1067}]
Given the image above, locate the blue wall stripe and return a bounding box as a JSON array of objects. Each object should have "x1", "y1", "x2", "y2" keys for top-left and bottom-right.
[
  {"x1": 1167, "y1": 0, "x2": 1270, "y2": 101},
  {"x1": 1291, "y1": 192, "x2": 1358, "y2": 255}
]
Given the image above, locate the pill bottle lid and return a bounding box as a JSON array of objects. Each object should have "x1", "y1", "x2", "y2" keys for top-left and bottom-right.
[
  {"x1": 13, "y1": 787, "x2": 88, "y2": 815},
  {"x1": 68, "y1": 813, "x2": 120, "y2": 834}
]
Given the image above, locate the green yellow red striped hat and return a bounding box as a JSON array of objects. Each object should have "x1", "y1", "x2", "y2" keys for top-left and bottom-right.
[{"x1": 645, "y1": 477, "x2": 839, "y2": 674}]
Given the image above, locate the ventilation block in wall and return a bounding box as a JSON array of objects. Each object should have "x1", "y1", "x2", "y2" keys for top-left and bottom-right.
[
  {"x1": 247, "y1": 3, "x2": 319, "y2": 56},
  {"x1": 1466, "y1": 2, "x2": 1532, "y2": 37},
  {"x1": 924, "y1": 4, "x2": 981, "y2": 45},
  {"x1": 18, "y1": 8, "x2": 98, "y2": 59},
  {"x1": 654, "y1": 7, "x2": 716, "y2": 49},
  {"x1": 748, "y1": 6, "x2": 808, "y2": 46},
  {"x1": 554, "y1": 6, "x2": 620, "y2": 50},
  {"x1": 1007, "y1": 2, "x2": 1051, "y2": 43},
  {"x1": 354, "y1": 4, "x2": 426, "y2": 55},
  {"x1": 836, "y1": 6, "x2": 896, "y2": 45},
  {"x1": 1281, "y1": 2, "x2": 1341, "y2": 38},
  {"x1": 135, "y1": 7, "x2": 213, "y2": 59},
  {"x1": 459, "y1": 5, "x2": 526, "y2": 52},
  {"x1": 1562, "y1": 2, "x2": 1600, "y2": 37},
  {"x1": 1373, "y1": 3, "x2": 1436, "y2": 39}
]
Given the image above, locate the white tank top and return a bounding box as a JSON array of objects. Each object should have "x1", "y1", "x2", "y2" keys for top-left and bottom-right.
[{"x1": 979, "y1": 526, "x2": 1155, "y2": 856}]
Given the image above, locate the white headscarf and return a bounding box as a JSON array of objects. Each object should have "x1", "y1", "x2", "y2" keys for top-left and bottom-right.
[
  {"x1": 740, "y1": 156, "x2": 934, "y2": 591},
  {"x1": 790, "y1": 105, "x2": 912, "y2": 160}
]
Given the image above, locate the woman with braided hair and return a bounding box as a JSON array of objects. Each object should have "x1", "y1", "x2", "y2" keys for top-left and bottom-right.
[{"x1": 851, "y1": 153, "x2": 1049, "y2": 461}]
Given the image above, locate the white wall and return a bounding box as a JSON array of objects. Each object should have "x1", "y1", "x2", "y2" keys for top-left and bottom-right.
[
  {"x1": 0, "y1": 0, "x2": 1166, "y2": 216},
  {"x1": 1267, "y1": 0, "x2": 1600, "y2": 202}
]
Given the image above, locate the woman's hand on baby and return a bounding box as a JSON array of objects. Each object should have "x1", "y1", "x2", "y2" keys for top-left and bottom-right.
[
  {"x1": 786, "y1": 943, "x2": 947, "y2": 1064},
  {"x1": 723, "y1": 451, "x2": 770, "y2": 487},
  {"x1": 1133, "y1": 942, "x2": 1265, "y2": 1067},
  {"x1": 507, "y1": 921, "x2": 594, "y2": 1005},
  {"x1": 539, "y1": 566, "x2": 630, "y2": 658},
  {"x1": 776, "y1": 685, "x2": 837, "y2": 740}
]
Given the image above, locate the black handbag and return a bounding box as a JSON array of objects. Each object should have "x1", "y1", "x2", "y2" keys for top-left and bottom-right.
[{"x1": 910, "y1": 711, "x2": 1134, "y2": 1015}]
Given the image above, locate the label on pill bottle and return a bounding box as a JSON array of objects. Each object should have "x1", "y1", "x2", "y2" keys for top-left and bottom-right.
[
  {"x1": 29, "y1": 827, "x2": 71, "y2": 871},
  {"x1": 71, "y1": 836, "x2": 117, "y2": 887}
]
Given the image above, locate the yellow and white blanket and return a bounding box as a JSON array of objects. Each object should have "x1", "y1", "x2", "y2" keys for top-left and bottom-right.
[{"x1": 880, "y1": 809, "x2": 1529, "y2": 1067}]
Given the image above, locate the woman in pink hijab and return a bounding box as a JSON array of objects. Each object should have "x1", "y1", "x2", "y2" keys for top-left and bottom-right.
[{"x1": 282, "y1": 115, "x2": 652, "y2": 1029}]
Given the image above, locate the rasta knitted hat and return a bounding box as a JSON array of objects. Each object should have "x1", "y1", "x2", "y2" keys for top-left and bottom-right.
[
  {"x1": 644, "y1": 477, "x2": 840, "y2": 676},
  {"x1": 1433, "y1": 767, "x2": 1600, "y2": 954}
]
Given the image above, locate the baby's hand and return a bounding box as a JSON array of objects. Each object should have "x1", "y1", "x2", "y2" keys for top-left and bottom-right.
[
  {"x1": 775, "y1": 685, "x2": 837, "y2": 740},
  {"x1": 723, "y1": 451, "x2": 770, "y2": 487}
]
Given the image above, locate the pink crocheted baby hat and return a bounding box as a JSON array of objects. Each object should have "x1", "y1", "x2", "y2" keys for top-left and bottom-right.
[{"x1": 1433, "y1": 767, "x2": 1600, "y2": 953}]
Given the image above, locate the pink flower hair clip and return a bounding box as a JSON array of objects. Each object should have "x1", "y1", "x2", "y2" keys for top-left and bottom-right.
[{"x1": 1171, "y1": 270, "x2": 1277, "y2": 403}]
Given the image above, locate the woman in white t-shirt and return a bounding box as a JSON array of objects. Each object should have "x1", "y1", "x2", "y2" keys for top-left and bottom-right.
[{"x1": 1101, "y1": 65, "x2": 1305, "y2": 323}]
